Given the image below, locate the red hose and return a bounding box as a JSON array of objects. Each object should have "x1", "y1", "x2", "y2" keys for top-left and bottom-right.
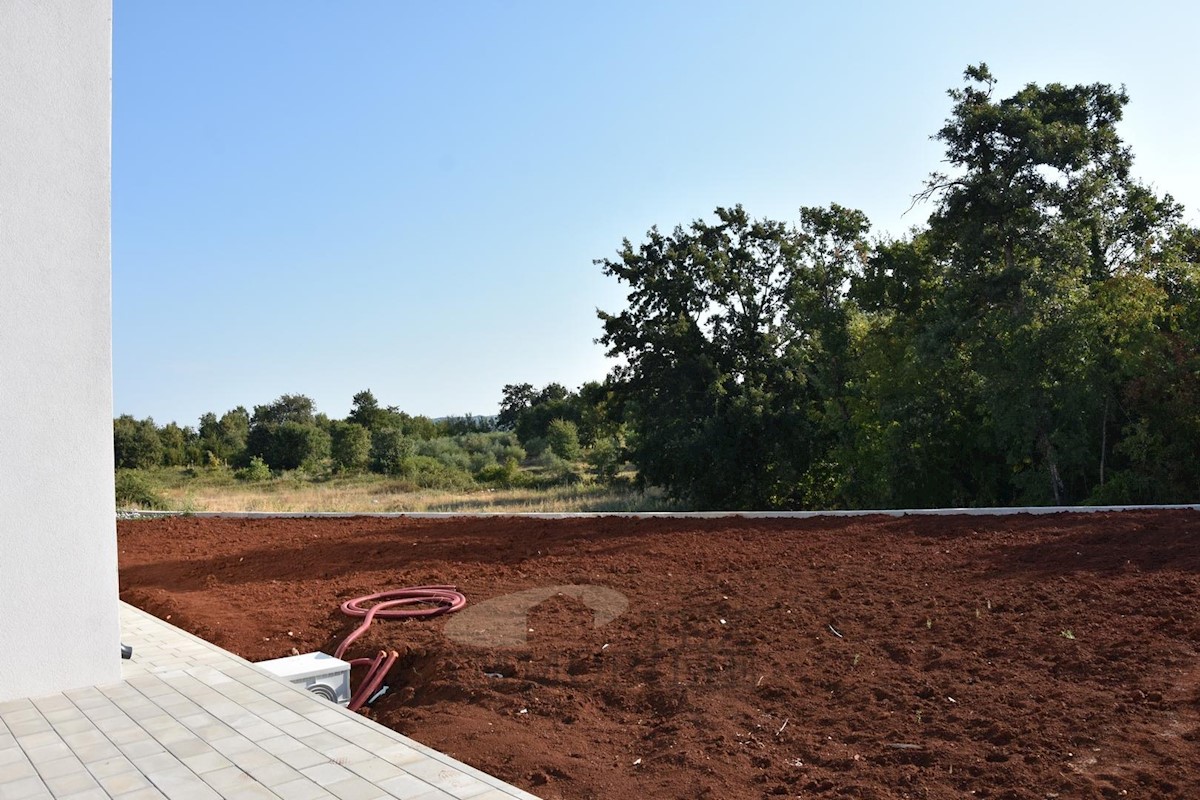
[{"x1": 334, "y1": 585, "x2": 466, "y2": 710}]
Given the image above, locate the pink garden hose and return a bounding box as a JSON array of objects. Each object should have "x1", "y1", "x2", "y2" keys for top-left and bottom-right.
[{"x1": 333, "y1": 585, "x2": 467, "y2": 711}]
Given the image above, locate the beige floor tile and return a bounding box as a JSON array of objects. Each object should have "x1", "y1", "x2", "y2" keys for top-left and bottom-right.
[
  {"x1": 326, "y1": 774, "x2": 392, "y2": 800},
  {"x1": 177, "y1": 749, "x2": 233, "y2": 775},
  {"x1": 271, "y1": 777, "x2": 332, "y2": 800},
  {"x1": 83, "y1": 755, "x2": 138, "y2": 778},
  {"x1": 275, "y1": 745, "x2": 334, "y2": 771},
  {"x1": 376, "y1": 772, "x2": 436, "y2": 797},
  {"x1": 96, "y1": 769, "x2": 154, "y2": 795},
  {"x1": 41, "y1": 771, "x2": 101, "y2": 797},
  {"x1": 0, "y1": 775, "x2": 54, "y2": 800},
  {"x1": 1, "y1": 603, "x2": 542, "y2": 800},
  {"x1": 1, "y1": 758, "x2": 40, "y2": 782}
]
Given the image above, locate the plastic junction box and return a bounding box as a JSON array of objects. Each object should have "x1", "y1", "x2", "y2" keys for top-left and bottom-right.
[{"x1": 256, "y1": 651, "x2": 352, "y2": 706}]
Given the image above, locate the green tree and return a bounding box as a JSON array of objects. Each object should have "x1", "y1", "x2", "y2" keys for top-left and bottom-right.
[
  {"x1": 515, "y1": 390, "x2": 578, "y2": 445},
  {"x1": 156, "y1": 422, "x2": 191, "y2": 467},
  {"x1": 272, "y1": 422, "x2": 331, "y2": 471},
  {"x1": 916, "y1": 64, "x2": 1185, "y2": 504},
  {"x1": 250, "y1": 394, "x2": 316, "y2": 427},
  {"x1": 347, "y1": 390, "x2": 386, "y2": 431},
  {"x1": 246, "y1": 395, "x2": 326, "y2": 470},
  {"x1": 597, "y1": 204, "x2": 870, "y2": 508},
  {"x1": 370, "y1": 428, "x2": 416, "y2": 475},
  {"x1": 218, "y1": 407, "x2": 250, "y2": 463},
  {"x1": 571, "y1": 380, "x2": 628, "y2": 448},
  {"x1": 497, "y1": 383, "x2": 536, "y2": 431},
  {"x1": 546, "y1": 419, "x2": 582, "y2": 461},
  {"x1": 347, "y1": 389, "x2": 438, "y2": 440},
  {"x1": 113, "y1": 415, "x2": 163, "y2": 470},
  {"x1": 437, "y1": 414, "x2": 496, "y2": 435},
  {"x1": 330, "y1": 421, "x2": 371, "y2": 473},
  {"x1": 197, "y1": 406, "x2": 250, "y2": 465}
]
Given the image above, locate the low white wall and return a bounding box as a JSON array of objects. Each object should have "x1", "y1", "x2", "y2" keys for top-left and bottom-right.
[
  {"x1": 123, "y1": 504, "x2": 1200, "y2": 520},
  {"x1": 0, "y1": 1, "x2": 119, "y2": 701}
]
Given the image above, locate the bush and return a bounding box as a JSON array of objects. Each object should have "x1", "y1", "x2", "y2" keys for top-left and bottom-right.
[
  {"x1": 524, "y1": 450, "x2": 585, "y2": 486},
  {"x1": 498, "y1": 443, "x2": 527, "y2": 463},
  {"x1": 114, "y1": 470, "x2": 167, "y2": 509},
  {"x1": 468, "y1": 451, "x2": 498, "y2": 474},
  {"x1": 416, "y1": 437, "x2": 473, "y2": 472},
  {"x1": 246, "y1": 421, "x2": 331, "y2": 471},
  {"x1": 415, "y1": 432, "x2": 527, "y2": 473},
  {"x1": 476, "y1": 457, "x2": 525, "y2": 486},
  {"x1": 371, "y1": 428, "x2": 416, "y2": 475},
  {"x1": 542, "y1": 461, "x2": 586, "y2": 486},
  {"x1": 587, "y1": 436, "x2": 623, "y2": 483},
  {"x1": 235, "y1": 456, "x2": 272, "y2": 482},
  {"x1": 391, "y1": 456, "x2": 476, "y2": 491}
]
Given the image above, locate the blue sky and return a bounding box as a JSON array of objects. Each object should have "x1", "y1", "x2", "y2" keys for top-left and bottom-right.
[{"x1": 113, "y1": 1, "x2": 1199, "y2": 426}]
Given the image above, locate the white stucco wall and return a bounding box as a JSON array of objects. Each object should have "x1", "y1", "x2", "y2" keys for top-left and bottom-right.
[{"x1": 0, "y1": 1, "x2": 118, "y2": 701}]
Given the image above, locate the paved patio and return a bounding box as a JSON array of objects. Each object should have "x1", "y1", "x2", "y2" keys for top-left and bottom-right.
[{"x1": 0, "y1": 603, "x2": 541, "y2": 800}]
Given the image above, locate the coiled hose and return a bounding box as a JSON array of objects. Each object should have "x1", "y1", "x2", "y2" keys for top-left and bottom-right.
[{"x1": 334, "y1": 585, "x2": 467, "y2": 711}]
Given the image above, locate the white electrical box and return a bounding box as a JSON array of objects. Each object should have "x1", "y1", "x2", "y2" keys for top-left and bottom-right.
[{"x1": 257, "y1": 652, "x2": 351, "y2": 706}]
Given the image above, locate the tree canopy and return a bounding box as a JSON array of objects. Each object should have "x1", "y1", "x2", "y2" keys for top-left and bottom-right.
[{"x1": 595, "y1": 65, "x2": 1199, "y2": 508}]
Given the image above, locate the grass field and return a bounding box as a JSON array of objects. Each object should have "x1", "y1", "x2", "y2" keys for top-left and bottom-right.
[{"x1": 117, "y1": 467, "x2": 680, "y2": 513}]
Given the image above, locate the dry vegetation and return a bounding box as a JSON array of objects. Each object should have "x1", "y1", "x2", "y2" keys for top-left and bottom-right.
[{"x1": 137, "y1": 470, "x2": 677, "y2": 514}]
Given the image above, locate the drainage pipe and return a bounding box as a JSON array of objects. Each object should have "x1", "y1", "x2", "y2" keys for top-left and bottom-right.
[{"x1": 333, "y1": 585, "x2": 466, "y2": 710}]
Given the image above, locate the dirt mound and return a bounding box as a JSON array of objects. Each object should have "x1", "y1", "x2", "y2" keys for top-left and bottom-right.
[{"x1": 118, "y1": 511, "x2": 1200, "y2": 799}]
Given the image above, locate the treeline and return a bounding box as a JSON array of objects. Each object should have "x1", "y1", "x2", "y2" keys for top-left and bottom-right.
[
  {"x1": 593, "y1": 65, "x2": 1200, "y2": 509},
  {"x1": 117, "y1": 65, "x2": 1200, "y2": 511},
  {"x1": 114, "y1": 385, "x2": 625, "y2": 490}
]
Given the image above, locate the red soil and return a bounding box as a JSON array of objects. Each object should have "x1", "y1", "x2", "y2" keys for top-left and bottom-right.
[{"x1": 117, "y1": 511, "x2": 1200, "y2": 799}]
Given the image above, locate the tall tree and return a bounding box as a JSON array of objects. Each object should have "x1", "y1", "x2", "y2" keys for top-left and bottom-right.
[
  {"x1": 250, "y1": 394, "x2": 316, "y2": 428},
  {"x1": 113, "y1": 415, "x2": 163, "y2": 470},
  {"x1": 330, "y1": 421, "x2": 371, "y2": 473},
  {"x1": 597, "y1": 204, "x2": 870, "y2": 508},
  {"x1": 347, "y1": 390, "x2": 386, "y2": 431},
  {"x1": 497, "y1": 383, "x2": 536, "y2": 431},
  {"x1": 916, "y1": 64, "x2": 1184, "y2": 504},
  {"x1": 246, "y1": 395, "x2": 325, "y2": 470}
]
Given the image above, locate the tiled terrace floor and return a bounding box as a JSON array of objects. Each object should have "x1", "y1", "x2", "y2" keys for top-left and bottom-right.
[{"x1": 0, "y1": 603, "x2": 540, "y2": 800}]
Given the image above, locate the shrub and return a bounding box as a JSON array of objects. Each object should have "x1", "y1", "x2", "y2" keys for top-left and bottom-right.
[
  {"x1": 529, "y1": 450, "x2": 562, "y2": 469},
  {"x1": 524, "y1": 450, "x2": 585, "y2": 486},
  {"x1": 587, "y1": 436, "x2": 623, "y2": 483},
  {"x1": 114, "y1": 470, "x2": 167, "y2": 509},
  {"x1": 477, "y1": 457, "x2": 522, "y2": 486},
  {"x1": 246, "y1": 421, "x2": 331, "y2": 470},
  {"x1": 235, "y1": 456, "x2": 272, "y2": 482},
  {"x1": 542, "y1": 461, "x2": 586, "y2": 486},
  {"x1": 371, "y1": 428, "x2": 416, "y2": 475},
  {"x1": 416, "y1": 437, "x2": 473, "y2": 472},
  {"x1": 498, "y1": 443, "x2": 527, "y2": 464},
  {"x1": 395, "y1": 456, "x2": 476, "y2": 491},
  {"x1": 468, "y1": 451, "x2": 498, "y2": 474}
]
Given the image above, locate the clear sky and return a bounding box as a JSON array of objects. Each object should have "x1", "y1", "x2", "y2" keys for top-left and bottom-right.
[{"x1": 113, "y1": 1, "x2": 1199, "y2": 427}]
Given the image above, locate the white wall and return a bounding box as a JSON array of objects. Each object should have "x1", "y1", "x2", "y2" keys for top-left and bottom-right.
[{"x1": 0, "y1": 1, "x2": 118, "y2": 701}]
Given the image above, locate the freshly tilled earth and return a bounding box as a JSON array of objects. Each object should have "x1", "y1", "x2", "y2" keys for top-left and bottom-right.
[{"x1": 118, "y1": 511, "x2": 1200, "y2": 799}]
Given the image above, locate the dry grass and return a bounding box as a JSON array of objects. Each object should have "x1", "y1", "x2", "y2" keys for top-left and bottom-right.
[{"x1": 152, "y1": 475, "x2": 677, "y2": 514}]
